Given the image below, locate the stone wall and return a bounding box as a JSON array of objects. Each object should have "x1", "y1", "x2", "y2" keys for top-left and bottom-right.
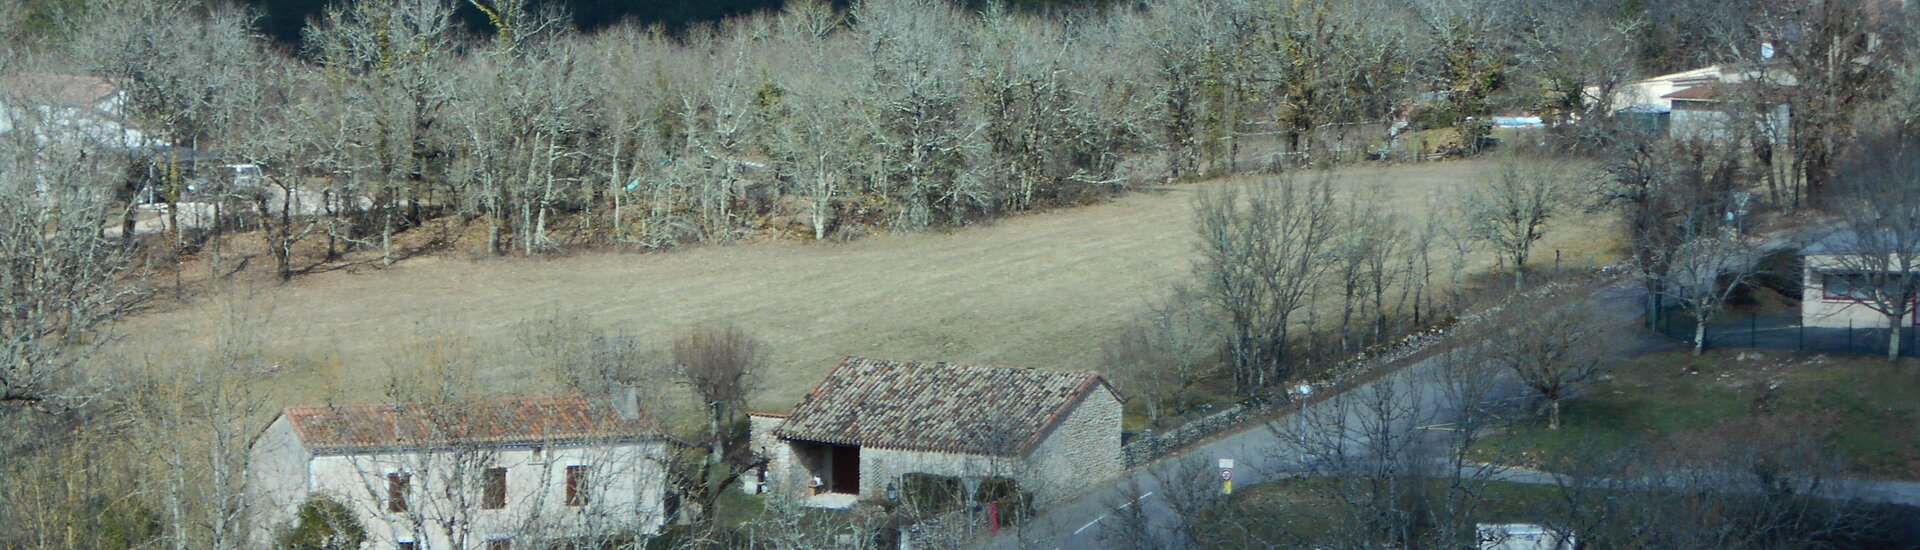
[
  {"x1": 1022, "y1": 386, "x2": 1125, "y2": 501},
  {"x1": 863, "y1": 447, "x2": 1019, "y2": 500},
  {"x1": 1116, "y1": 276, "x2": 1584, "y2": 467},
  {"x1": 745, "y1": 414, "x2": 798, "y2": 498}
]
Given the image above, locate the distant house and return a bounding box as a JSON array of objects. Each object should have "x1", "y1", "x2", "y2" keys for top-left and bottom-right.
[
  {"x1": 0, "y1": 73, "x2": 161, "y2": 151},
  {"x1": 747, "y1": 357, "x2": 1123, "y2": 506},
  {"x1": 245, "y1": 394, "x2": 669, "y2": 549},
  {"x1": 1662, "y1": 82, "x2": 1793, "y2": 141},
  {"x1": 1477, "y1": 523, "x2": 1577, "y2": 550},
  {"x1": 1585, "y1": 62, "x2": 1794, "y2": 141},
  {"x1": 1801, "y1": 233, "x2": 1920, "y2": 330}
]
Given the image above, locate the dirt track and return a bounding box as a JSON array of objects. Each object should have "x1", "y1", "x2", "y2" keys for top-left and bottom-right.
[{"x1": 108, "y1": 160, "x2": 1617, "y2": 411}]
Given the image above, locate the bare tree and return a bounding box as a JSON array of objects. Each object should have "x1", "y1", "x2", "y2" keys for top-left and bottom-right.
[
  {"x1": 1752, "y1": 0, "x2": 1907, "y2": 202},
  {"x1": 1266, "y1": 349, "x2": 1508, "y2": 547},
  {"x1": 671, "y1": 323, "x2": 764, "y2": 525},
  {"x1": 1193, "y1": 174, "x2": 1338, "y2": 395},
  {"x1": 131, "y1": 307, "x2": 274, "y2": 550},
  {"x1": 1462, "y1": 156, "x2": 1567, "y2": 291},
  {"x1": 1662, "y1": 225, "x2": 1764, "y2": 355},
  {"x1": 1486, "y1": 296, "x2": 1610, "y2": 429},
  {"x1": 1818, "y1": 135, "x2": 1920, "y2": 360},
  {"x1": 1103, "y1": 287, "x2": 1218, "y2": 427},
  {"x1": 0, "y1": 107, "x2": 143, "y2": 412}
]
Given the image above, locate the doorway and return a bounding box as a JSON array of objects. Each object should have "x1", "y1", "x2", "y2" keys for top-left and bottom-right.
[{"x1": 829, "y1": 444, "x2": 860, "y2": 494}]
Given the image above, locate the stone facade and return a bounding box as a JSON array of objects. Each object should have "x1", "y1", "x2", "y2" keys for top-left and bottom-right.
[
  {"x1": 1803, "y1": 254, "x2": 1914, "y2": 330},
  {"x1": 750, "y1": 385, "x2": 1123, "y2": 504},
  {"x1": 1020, "y1": 386, "x2": 1124, "y2": 500}
]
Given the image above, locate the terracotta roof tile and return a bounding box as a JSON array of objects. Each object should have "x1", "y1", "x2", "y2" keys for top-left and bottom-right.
[
  {"x1": 1, "y1": 73, "x2": 119, "y2": 107},
  {"x1": 282, "y1": 394, "x2": 653, "y2": 454},
  {"x1": 1662, "y1": 84, "x2": 1719, "y2": 101},
  {"x1": 775, "y1": 357, "x2": 1112, "y2": 456}
]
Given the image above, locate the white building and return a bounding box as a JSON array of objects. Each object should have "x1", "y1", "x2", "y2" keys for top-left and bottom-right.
[
  {"x1": 0, "y1": 73, "x2": 161, "y2": 151},
  {"x1": 1477, "y1": 523, "x2": 1577, "y2": 550},
  {"x1": 245, "y1": 394, "x2": 669, "y2": 549},
  {"x1": 1801, "y1": 232, "x2": 1920, "y2": 330},
  {"x1": 1584, "y1": 63, "x2": 1795, "y2": 141},
  {"x1": 748, "y1": 357, "x2": 1123, "y2": 507}
]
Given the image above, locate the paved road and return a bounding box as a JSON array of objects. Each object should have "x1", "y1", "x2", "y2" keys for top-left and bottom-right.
[
  {"x1": 988, "y1": 278, "x2": 1918, "y2": 549},
  {"x1": 992, "y1": 333, "x2": 1506, "y2": 549}
]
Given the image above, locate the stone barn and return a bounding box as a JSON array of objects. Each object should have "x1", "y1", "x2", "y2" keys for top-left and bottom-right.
[{"x1": 747, "y1": 356, "x2": 1123, "y2": 506}]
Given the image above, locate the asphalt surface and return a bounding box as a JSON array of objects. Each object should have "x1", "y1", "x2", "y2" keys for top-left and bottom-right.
[{"x1": 988, "y1": 279, "x2": 1920, "y2": 549}]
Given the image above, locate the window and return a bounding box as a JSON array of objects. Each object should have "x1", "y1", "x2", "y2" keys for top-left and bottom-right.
[
  {"x1": 1826, "y1": 273, "x2": 1878, "y2": 300},
  {"x1": 398, "y1": 542, "x2": 416, "y2": 550},
  {"x1": 565, "y1": 465, "x2": 590, "y2": 507},
  {"x1": 482, "y1": 467, "x2": 507, "y2": 509},
  {"x1": 387, "y1": 473, "x2": 411, "y2": 513},
  {"x1": 486, "y1": 539, "x2": 512, "y2": 550}
]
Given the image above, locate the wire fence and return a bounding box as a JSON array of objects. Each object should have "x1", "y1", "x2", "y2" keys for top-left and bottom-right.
[{"x1": 1652, "y1": 308, "x2": 1920, "y2": 358}]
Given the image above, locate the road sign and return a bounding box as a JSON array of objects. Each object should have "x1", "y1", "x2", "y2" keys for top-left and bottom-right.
[{"x1": 1219, "y1": 458, "x2": 1234, "y2": 495}]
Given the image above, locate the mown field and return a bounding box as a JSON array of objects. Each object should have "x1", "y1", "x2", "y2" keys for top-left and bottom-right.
[{"x1": 105, "y1": 160, "x2": 1619, "y2": 415}]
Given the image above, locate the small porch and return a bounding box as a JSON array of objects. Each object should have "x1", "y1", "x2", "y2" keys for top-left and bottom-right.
[{"x1": 791, "y1": 440, "x2": 862, "y2": 502}]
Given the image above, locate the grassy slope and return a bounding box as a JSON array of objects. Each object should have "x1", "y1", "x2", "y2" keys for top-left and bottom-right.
[
  {"x1": 105, "y1": 160, "x2": 1619, "y2": 416},
  {"x1": 1485, "y1": 349, "x2": 1920, "y2": 479}
]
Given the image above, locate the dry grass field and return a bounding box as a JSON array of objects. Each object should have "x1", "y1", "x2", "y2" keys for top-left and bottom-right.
[{"x1": 106, "y1": 159, "x2": 1620, "y2": 414}]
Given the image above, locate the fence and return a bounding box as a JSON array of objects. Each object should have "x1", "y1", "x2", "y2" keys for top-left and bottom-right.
[{"x1": 1652, "y1": 309, "x2": 1920, "y2": 358}]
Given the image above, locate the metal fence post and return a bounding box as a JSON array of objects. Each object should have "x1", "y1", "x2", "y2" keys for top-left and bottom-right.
[{"x1": 1847, "y1": 320, "x2": 1854, "y2": 354}]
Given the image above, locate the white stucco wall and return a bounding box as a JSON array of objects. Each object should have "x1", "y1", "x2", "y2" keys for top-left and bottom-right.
[
  {"x1": 280, "y1": 441, "x2": 666, "y2": 549},
  {"x1": 243, "y1": 415, "x2": 315, "y2": 548},
  {"x1": 1803, "y1": 254, "x2": 1915, "y2": 330}
]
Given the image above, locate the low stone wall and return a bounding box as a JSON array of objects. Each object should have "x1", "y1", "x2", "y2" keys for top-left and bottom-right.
[{"x1": 1119, "y1": 276, "x2": 1599, "y2": 467}]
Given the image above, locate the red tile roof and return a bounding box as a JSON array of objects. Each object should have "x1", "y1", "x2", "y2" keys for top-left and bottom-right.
[
  {"x1": 775, "y1": 357, "x2": 1115, "y2": 456},
  {"x1": 282, "y1": 394, "x2": 654, "y2": 454},
  {"x1": 1662, "y1": 84, "x2": 1720, "y2": 101},
  {"x1": 1, "y1": 73, "x2": 119, "y2": 107}
]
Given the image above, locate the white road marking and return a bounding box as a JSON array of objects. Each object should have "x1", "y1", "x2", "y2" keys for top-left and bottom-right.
[
  {"x1": 1074, "y1": 492, "x2": 1160, "y2": 537},
  {"x1": 1074, "y1": 514, "x2": 1108, "y2": 535}
]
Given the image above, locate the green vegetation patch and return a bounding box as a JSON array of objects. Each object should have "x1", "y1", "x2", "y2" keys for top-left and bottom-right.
[{"x1": 1480, "y1": 349, "x2": 1920, "y2": 479}]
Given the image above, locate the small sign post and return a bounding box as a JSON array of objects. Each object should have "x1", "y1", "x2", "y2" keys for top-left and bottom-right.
[{"x1": 1219, "y1": 458, "x2": 1234, "y2": 495}]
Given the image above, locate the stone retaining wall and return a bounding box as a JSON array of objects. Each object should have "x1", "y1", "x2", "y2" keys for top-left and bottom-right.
[{"x1": 1120, "y1": 276, "x2": 1596, "y2": 467}]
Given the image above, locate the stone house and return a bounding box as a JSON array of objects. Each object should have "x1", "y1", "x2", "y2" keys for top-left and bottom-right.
[
  {"x1": 747, "y1": 357, "x2": 1123, "y2": 506},
  {"x1": 245, "y1": 394, "x2": 669, "y2": 549}
]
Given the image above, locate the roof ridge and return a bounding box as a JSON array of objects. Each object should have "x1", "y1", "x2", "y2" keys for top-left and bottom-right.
[{"x1": 282, "y1": 393, "x2": 587, "y2": 415}]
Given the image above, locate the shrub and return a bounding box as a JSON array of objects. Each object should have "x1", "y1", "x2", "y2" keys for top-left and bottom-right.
[{"x1": 275, "y1": 495, "x2": 367, "y2": 550}]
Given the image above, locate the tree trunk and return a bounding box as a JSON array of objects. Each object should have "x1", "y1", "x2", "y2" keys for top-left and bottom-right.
[
  {"x1": 1693, "y1": 316, "x2": 1708, "y2": 356},
  {"x1": 1548, "y1": 400, "x2": 1562, "y2": 430},
  {"x1": 1888, "y1": 313, "x2": 1904, "y2": 362}
]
